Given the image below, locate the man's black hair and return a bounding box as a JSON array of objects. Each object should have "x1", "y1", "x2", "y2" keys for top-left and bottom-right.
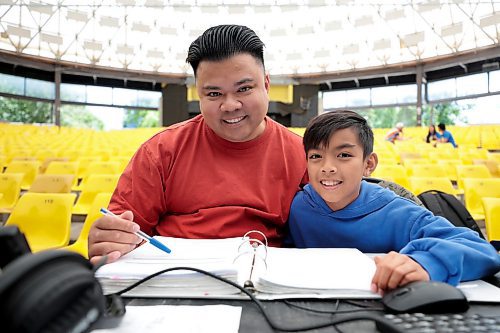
[
  {"x1": 438, "y1": 123, "x2": 446, "y2": 131},
  {"x1": 186, "y1": 25, "x2": 265, "y2": 76},
  {"x1": 303, "y1": 110, "x2": 374, "y2": 159}
]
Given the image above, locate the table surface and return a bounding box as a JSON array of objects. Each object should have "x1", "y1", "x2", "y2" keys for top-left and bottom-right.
[{"x1": 96, "y1": 273, "x2": 500, "y2": 333}]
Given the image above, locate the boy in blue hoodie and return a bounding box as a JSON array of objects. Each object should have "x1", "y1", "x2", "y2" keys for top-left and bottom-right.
[{"x1": 288, "y1": 110, "x2": 500, "y2": 294}]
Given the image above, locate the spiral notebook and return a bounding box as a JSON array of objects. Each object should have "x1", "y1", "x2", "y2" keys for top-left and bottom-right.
[{"x1": 95, "y1": 231, "x2": 379, "y2": 299}]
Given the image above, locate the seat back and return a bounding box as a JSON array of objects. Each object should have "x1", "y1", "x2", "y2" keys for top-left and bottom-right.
[
  {"x1": 407, "y1": 164, "x2": 448, "y2": 179},
  {"x1": 462, "y1": 178, "x2": 500, "y2": 220},
  {"x1": 482, "y1": 197, "x2": 500, "y2": 243},
  {"x1": 73, "y1": 174, "x2": 119, "y2": 215},
  {"x1": 0, "y1": 173, "x2": 23, "y2": 211},
  {"x1": 5, "y1": 192, "x2": 76, "y2": 252},
  {"x1": 28, "y1": 174, "x2": 75, "y2": 193},
  {"x1": 370, "y1": 165, "x2": 410, "y2": 189},
  {"x1": 456, "y1": 164, "x2": 492, "y2": 190},
  {"x1": 4, "y1": 160, "x2": 41, "y2": 190},
  {"x1": 64, "y1": 192, "x2": 113, "y2": 258},
  {"x1": 409, "y1": 177, "x2": 457, "y2": 196}
]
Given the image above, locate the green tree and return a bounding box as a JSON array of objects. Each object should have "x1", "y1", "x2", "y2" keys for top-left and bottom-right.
[
  {"x1": 0, "y1": 96, "x2": 52, "y2": 123},
  {"x1": 60, "y1": 105, "x2": 104, "y2": 130},
  {"x1": 421, "y1": 103, "x2": 469, "y2": 126},
  {"x1": 358, "y1": 106, "x2": 418, "y2": 128},
  {"x1": 123, "y1": 109, "x2": 159, "y2": 128}
]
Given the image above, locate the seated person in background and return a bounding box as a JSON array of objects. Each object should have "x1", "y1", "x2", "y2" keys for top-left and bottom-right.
[
  {"x1": 384, "y1": 122, "x2": 405, "y2": 143},
  {"x1": 88, "y1": 24, "x2": 307, "y2": 265},
  {"x1": 425, "y1": 124, "x2": 437, "y2": 143},
  {"x1": 435, "y1": 123, "x2": 457, "y2": 148},
  {"x1": 287, "y1": 110, "x2": 500, "y2": 294}
]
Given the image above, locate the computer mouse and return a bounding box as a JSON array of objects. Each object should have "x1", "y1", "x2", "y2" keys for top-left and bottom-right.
[{"x1": 381, "y1": 281, "x2": 469, "y2": 314}]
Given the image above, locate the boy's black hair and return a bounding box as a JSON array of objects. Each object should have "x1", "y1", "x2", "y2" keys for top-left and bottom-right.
[
  {"x1": 303, "y1": 110, "x2": 374, "y2": 159},
  {"x1": 186, "y1": 25, "x2": 265, "y2": 76},
  {"x1": 438, "y1": 123, "x2": 446, "y2": 131}
]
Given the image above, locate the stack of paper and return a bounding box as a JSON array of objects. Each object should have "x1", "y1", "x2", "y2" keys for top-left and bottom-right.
[{"x1": 95, "y1": 237, "x2": 245, "y2": 297}]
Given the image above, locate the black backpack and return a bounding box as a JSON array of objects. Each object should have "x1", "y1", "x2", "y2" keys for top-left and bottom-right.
[{"x1": 417, "y1": 190, "x2": 485, "y2": 239}]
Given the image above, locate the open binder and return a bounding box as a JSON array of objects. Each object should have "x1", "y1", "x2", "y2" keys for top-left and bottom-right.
[{"x1": 95, "y1": 231, "x2": 379, "y2": 299}]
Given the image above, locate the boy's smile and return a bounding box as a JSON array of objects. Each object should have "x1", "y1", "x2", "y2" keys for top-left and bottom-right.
[{"x1": 307, "y1": 127, "x2": 377, "y2": 211}]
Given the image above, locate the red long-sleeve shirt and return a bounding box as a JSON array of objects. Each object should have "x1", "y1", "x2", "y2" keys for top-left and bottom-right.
[{"x1": 109, "y1": 115, "x2": 307, "y2": 246}]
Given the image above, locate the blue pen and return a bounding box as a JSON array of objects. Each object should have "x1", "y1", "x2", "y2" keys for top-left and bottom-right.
[{"x1": 99, "y1": 208, "x2": 171, "y2": 254}]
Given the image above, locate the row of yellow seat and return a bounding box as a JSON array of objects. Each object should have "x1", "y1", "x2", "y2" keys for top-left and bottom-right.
[
  {"x1": 4, "y1": 191, "x2": 112, "y2": 258},
  {"x1": 0, "y1": 173, "x2": 119, "y2": 215}
]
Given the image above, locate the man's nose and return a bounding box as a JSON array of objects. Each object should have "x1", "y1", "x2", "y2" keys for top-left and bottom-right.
[{"x1": 220, "y1": 95, "x2": 242, "y2": 112}]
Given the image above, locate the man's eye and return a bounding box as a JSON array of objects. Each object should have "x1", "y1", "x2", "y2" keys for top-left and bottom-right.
[
  {"x1": 309, "y1": 153, "x2": 321, "y2": 159},
  {"x1": 238, "y1": 86, "x2": 251, "y2": 92},
  {"x1": 207, "y1": 92, "x2": 221, "y2": 97}
]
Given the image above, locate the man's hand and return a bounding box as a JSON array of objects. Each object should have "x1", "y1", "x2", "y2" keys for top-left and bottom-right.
[
  {"x1": 88, "y1": 210, "x2": 142, "y2": 265},
  {"x1": 371, "y1": 251, "x2": 430, "y2": 295}
]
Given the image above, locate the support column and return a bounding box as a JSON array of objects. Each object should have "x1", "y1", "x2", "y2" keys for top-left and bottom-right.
[
  {"x1": 54, "y1": 67, "x2": 61, "y2": 126},
  {"x1": 416, "y1": 64, "x2": 424, "y2": 126},
  {"x1": 270, "y1": 84, "x2": 319, "y2": 127},
  {"x1": 161, "y1": 84, "x2": 189, "y2": 126}
]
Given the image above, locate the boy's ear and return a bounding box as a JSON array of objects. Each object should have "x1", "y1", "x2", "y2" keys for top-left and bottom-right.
[{"x1": 363, "y1": 152, "x2": 378, "y2": 177}]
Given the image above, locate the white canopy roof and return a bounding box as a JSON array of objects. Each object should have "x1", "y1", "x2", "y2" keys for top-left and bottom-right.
[{"x1": 0, "y1": 0, "x2": 499, "y2": 78}]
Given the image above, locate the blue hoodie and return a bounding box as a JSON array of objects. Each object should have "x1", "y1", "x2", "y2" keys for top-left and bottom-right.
[{"x1": 288, "y1": 181, "x2": 500, "y2": 285}]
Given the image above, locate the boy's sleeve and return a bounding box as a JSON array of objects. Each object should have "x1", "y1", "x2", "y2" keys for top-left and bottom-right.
[{"x1": 400, "y1": 210, "x2": 500, "y2": 285}]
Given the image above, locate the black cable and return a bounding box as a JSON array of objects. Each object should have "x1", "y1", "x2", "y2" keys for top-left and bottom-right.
[
  {"x1": 283, "y1": 299, "x2": 383, "y2": 315},
  {"x1": 110, "y1": 266, "x2": 401, "y2": 333}
]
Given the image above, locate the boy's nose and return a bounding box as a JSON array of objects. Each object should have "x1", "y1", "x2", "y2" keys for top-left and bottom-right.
[{"x1": 321, "y1": 163, "x2": 337, "y2": 173}]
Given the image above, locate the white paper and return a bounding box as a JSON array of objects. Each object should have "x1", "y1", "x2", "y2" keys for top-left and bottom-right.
[
  {"x1": 458, "y1": 280, "x2": 500, "y2": 303},
  {"x1": 93, "y1": 305, "x2": 242, "y2": 333}
]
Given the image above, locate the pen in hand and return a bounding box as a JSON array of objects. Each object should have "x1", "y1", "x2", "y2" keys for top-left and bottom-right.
[{"x1": 99, "y1": 208, "x2": 172, "y2": 254}]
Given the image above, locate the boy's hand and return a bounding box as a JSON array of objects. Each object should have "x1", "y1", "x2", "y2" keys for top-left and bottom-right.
[{"x1": 371, "y1": 251, "x2": 430, "y2": 295}]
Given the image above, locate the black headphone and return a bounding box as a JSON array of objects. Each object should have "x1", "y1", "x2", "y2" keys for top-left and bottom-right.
[{"x1": 0, "y1": 226, "x2": 123, "y2": 333}]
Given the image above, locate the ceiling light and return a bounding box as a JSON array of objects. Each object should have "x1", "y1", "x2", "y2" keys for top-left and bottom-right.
[
  {"x1": 40, "y1": 33, "x2": 63, "y2": 45},
  {"x1": 479, "y1": 12, "x2": 500, "y2": 28},
  {"x1": 100, "y1": 16, "x2": 120, "y2": 28},
  {"x1": 84, "y1": 40, "x2": 103, "y2": 52},
  {"x1": 7, "y1": 25, "x2": 31, "y2": 39},
  {"x1": 66, "y1": 10, "x2": 89, "y2": 22},
  {"x1": 441, "y1": 22, "x2": 463, "y2": 37}
]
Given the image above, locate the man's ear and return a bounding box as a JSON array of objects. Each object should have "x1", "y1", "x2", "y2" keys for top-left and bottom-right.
[
  {"x1": 364, "y1": 152, "x2": 378, "y2": 177},
  {"x1": 264, "y1": 73, "x2": 270, "y2": 94}
]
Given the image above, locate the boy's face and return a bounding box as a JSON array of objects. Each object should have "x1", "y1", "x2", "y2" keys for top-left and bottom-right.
[
  {"x1": 307, "y1": 127, "x2": 377, "y2": 211},
  {"x1": 196, "y1": 53, "x2": 270, "y2": 142}
]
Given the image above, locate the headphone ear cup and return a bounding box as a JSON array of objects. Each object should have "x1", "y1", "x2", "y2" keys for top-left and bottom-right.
[{"x1": 0, "y1": 250, "x2": 105, "y2": 333}]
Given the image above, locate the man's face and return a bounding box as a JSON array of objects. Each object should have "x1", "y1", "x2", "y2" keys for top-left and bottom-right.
[
  {"x1": 195, "y1": 53, "x2": 270, "y2": 142},
  {"x1": 306, "y1": 127, "x2": 377, "y2": 211}
]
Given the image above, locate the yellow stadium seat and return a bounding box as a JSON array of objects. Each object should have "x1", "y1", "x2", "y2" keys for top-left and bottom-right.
[
  {"x1": 4, "y1": 160, "x2": 41, "y2": 190},
  {"x1": 73, "y1": 174, "x2": 119, "y2": 215},
  {"x1": 28, "y1": 174, "x2": 75, "y2": 193},
  {"x1": 5, "y1": 192, "x2": 76, "y2": 252},
  {"x1": 371, "y1": 165, "x2": 410, "y2": 189},
  {"x1": 482, "y1": 197, "x2": 500, "y2": 242},
  {"x1": 456, "y1": 165, "x2": 492, "y2": 190},
  {"x1": 462, "y1": 178, "x2": 500, "y2": 221},
  {"x1": 406, "y1": 164, "x2": 448, "y2": 178},
  {"x1": 409, "y1": 177, "x2": 458, "y2": 196},
  {"x1": 45, "y1": 161, "x2": 80, "y2": 187},
  {"x1": 63, "y1": 192, "x2": 113, "y2": 258},
  {"x1": 437, "y1": 159, "x2": 463, "y2": 182},
  {"x1": 472, "y1": 159, "x2": 499, "y2": 178},
  {"x1": 0, "y1": 173, "x2": 23, "y2": 212}
]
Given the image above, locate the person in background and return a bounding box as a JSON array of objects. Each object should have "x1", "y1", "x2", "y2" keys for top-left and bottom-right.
[
  {"x1": 436, "y1": 123, "x2": 458, "y2": 148},
  {"x1": 384, "y1": 122, "x2": 405, "y2": 143},
  {"x1": 287, "y1": 110, "x2": 500, "y2": 294},
  {"x1": 425, "y1": 124, "x2": 437, "y2": 143},
  {"x1": 88, "y1": 25, "x2": 307, "y2": 265}
]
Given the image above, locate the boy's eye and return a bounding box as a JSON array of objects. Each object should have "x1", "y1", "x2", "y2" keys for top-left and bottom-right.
[
  {"x1": 207, "y1": 92, "x2": 221, "y2": 97},
  {"x1": 338, "y1": 152, "x2": 352, "y2": 158},
  {"x1": 308, "y1": 153, "x2": 322, "y2": 160}
]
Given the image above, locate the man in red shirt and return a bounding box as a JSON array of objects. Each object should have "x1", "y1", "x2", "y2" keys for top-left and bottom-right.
[{"x1": 88, "y1": 25, "x2": 307, "y2": 264}]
